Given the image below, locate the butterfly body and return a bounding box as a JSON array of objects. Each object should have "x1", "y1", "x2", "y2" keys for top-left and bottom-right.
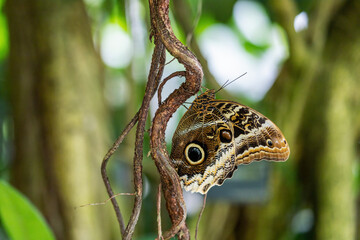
[{"x1": 170, "y1": 90, "x2": 290, "y2": 194}]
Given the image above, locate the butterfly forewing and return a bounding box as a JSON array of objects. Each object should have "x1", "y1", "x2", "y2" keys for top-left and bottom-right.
[{"x1": 170, "y1": 90, "x2": 290, "y2": 194}]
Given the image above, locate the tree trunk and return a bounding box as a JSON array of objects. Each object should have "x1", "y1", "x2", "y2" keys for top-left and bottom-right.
[
  {"x1": 316, "y1": 1, "x2": 359, "y2": 239},
  {"x1": 6, "y1": 0, "x2": 114, "y2": 239}
]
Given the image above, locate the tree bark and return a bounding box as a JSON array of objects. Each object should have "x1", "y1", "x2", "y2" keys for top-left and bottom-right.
[{"x1": 6, "y1": 0, "x2": 113, "y2": 239}]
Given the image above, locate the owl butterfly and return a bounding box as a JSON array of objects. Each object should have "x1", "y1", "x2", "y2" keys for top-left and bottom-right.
[{"x1": 170, "y1": 90, "x2": 290, "y2": 194}]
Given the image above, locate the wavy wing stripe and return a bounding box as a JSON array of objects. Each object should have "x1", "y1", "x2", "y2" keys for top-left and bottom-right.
[{"x1": 235, "y1": 145, "x2": 289, "y2": 165}]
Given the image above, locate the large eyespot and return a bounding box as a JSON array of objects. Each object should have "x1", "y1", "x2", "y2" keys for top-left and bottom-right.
[
  {"x1": 185, "y1": 143, "x2": 205, "y2": 165},
  {"x1": 266, "y1": 139, "x2": 273, "y2": 147},
  {"x1": 220, "y1": 129, "x2": 232, "y2": 143}
]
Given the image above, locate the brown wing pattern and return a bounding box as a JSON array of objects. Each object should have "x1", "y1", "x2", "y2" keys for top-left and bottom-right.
[{"x1": 170, "y1": 90, "x2": 290, "y2": 194}]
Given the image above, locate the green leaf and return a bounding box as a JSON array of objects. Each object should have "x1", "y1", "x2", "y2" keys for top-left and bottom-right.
[{"x1": 0, "y1": 180, "x2": 55, "y2": 240}]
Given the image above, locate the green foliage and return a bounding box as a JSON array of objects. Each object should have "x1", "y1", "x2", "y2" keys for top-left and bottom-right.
[
  {"x1": 0, "y1": 0, "x2": 8, "y2": 60},
  {"x1": 202, "y1": 0, "x2": 237, "y2": 23},
  {"x1": 0, "y1": 180, "x2": 55, "y2": 240}
]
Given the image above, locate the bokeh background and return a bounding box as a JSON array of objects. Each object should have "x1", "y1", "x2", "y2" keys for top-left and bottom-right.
[{"x1": 0, "y1": 0, "x2": 359, "y2": 239}]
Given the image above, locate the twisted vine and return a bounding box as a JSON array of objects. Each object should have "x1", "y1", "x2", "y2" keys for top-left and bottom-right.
[{"x1": 101, "y1": 0, "x2": 203, "y2": 239}]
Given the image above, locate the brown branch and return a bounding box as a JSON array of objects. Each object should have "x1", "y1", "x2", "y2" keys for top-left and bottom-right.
[
  {"x1": 103, "y1": 0, "x2": 203, "y2": 238},
  {"x1": 154, "y1": 149, "x2": 190, "y2": 240},
  {"x1": 195, "y1": 194, "x2": 207, "y2": 240},
  {"x1": 157, "y1": 71, "x2": 186, "y2": 106},
  {"x1": 123, "y1": 39, "x2": 166, "y2": 240},
  {"x1": 149, "y1": 0, "x2": 203, "y2": 239},
  {"x1": 157, "y1": 183, "x2": 163, "y2": 240},
  {"x1": 151, "y1": 0, "x2": 202, "y2": 73},
  {"x1": 171, "y1": 0, "x2": 233, "y2": 100},
  {"x1": 101, "y1": 111, "x2": 139, "y2": 236},
  {"x1": 101, "y1": 38, "x2": 165, "y2": 240}
]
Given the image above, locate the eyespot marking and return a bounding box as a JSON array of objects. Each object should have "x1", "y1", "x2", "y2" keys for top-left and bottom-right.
[
  {"x1": 266, "y1": 139, "x2": 273, "y2": 147},
  {"x1": 220, "y1": 129, "x2": 232, "y2": 143},
  {"x1": 185, "y1": 143, "x2": 205, "y2": 165}
]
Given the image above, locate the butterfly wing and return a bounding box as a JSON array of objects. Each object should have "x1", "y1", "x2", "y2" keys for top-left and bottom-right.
[
  {"x1": 170, "y1": 91, "x2": 290, "y2": 194},
  {"x1": 171, "y1": 101, "x2": 237, "y2": 194},
  {"x1": 214, "y1": 100, "x2": 290, "y2": 165}
]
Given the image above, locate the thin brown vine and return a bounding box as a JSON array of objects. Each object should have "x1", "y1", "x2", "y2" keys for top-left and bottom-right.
[{"x1": 101, "y1": 0, "x2": 203, "y2": 239}]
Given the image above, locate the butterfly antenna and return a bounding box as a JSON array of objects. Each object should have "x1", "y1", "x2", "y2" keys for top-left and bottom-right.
[
  {"x1": 215, "y1": 72, "x2": 247, "y2": 94},
  {"x1": 182, "y1": 104, "x2": 189, "y2": 110},
  {"x1": 217, "y1": 79, "x2": 230, "y2": 92}
]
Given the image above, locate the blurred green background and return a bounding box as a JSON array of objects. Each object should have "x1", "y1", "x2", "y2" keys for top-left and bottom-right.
[{"x1": 0, "y1": 0, "x2": 359, "y2": 239}]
